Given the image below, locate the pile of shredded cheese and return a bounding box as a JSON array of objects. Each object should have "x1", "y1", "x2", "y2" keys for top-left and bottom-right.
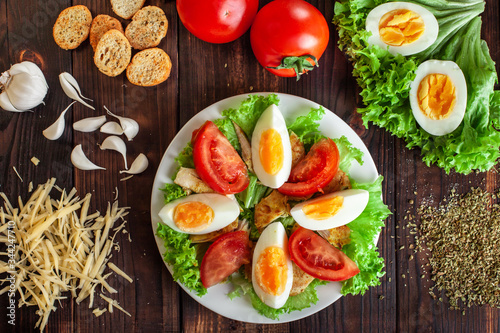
[{"x1": 0, "y1": 178, "x2": 133, "y2": 331}]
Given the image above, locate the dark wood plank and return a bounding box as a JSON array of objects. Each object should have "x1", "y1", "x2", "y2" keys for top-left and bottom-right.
[{"x1": 1, "y1": 0, "x2": 500, "y2": 332}]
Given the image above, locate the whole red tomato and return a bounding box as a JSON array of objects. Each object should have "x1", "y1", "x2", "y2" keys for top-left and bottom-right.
[
  {"x1": 177, "y1": 0, "x2": 259, "y2": 44},
  {"x1": 250, "y1": 0, "x2": 330, "y2": 79}
]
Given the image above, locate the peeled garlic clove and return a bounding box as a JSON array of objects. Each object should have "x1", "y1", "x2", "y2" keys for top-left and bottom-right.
[
  {"x1": 99, "y1": 135, "x2": 128, "y2": 169},
  {"x1": 73, "y1": 115, "x2": 107, "y2": 132},
  {"x1": 120, "y1": 153, "x2": 148, "y2": 175},
  {"x1": 100, "y1": 121, "x2": 124, "y2": 135},
  {"x1": 0, "y1": 91, "x2": 21, "y2": 112},
  {"x1": 71, "y1": 144, "x2": 105, "y2": 171},
  {"x1": 59, "y1": 73, "x2": 95, "y2": 110},
  {"x1": 43, "y1": 101, "x2": 76, "y2": 140},
  {"x1": 60, "y1": 72, "x2": 93, "y2": 101},
  {"x1": 104, "y1": 106, "x2": 139, "y2": 141}
]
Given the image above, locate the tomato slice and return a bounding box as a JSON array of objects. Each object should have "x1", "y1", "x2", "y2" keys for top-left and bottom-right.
[
  {"x1": 278, "y1": 138, "x2": 339, "y2": 197},
  {"x1": 200, "y1": 230, "x2": 252, "y2": 288},
  {"x1": 193, "y1": 121, "x2": 250, "y2": 194},
  {"x1": 288, "y1": 227, "x2": 359, "y2": 281}
]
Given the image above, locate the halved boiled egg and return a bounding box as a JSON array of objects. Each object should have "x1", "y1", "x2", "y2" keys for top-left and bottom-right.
[
  {"x1": 251, "y1": 105, "x2": 292, "y2": 188},
  {"x1": 366, "y1": 2, "x2": 438, "y2": 56},
  {"x1": 252, "y1": 222, "x2": 293, "y2": 309},
  {"x1": 409, "y1": 60, "x2": 467, "y2": 136},
  {"x1": 158, "y1": 193, "x2": 240, "y2": 234},
  {"x1": 290, "y1": 189, "x2": 369, "y2": 230}
]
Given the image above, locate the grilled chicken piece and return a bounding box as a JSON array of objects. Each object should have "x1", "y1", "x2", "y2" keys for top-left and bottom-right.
[
  {"x1": 317, "y1": 225, "x2": 351, "y2": 249},
  {"x1": 290, "y1": 131, "x2": 305, "y2": 169},
  {"x1": 189, "y1": 220, "x2": 239, "y2": 243},
  {"x1": 232, "y1": 121, "x2": 253, "y2": 173},
  {"x1": 174, "y1": 167, "x2": 214, "y2": 194},
  {"x1": 254, "y1": 190, "x2": 290, "y2": 232},
  {"x1": 290, "y1": 262, "x2": 315, "y2": 296},
  {"x1": 322, "y1": 169, "x2": 351, "y2": 194}
]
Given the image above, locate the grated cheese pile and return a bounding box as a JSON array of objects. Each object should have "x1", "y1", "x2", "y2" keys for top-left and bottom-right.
[{"x1": 0, "y1": 178, "x2": 133, "y2": 331}]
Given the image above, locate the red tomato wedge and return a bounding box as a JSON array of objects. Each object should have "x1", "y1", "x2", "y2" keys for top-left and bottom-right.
[
  {"x1": 278, "y1": 138, "x2": 339, "y2": 197},
  {"x1": 193, "y1": 121, "x2": 249, "y2": 194},
  {"x1": 200, "y1": 230, "x2": 252, "y2": 288},
  {"x1": 288, "y1": 227, "x2": 359, "y2": 281}
]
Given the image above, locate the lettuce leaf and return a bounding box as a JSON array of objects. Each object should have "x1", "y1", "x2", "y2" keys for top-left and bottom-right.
[
  {"x1": 287, "y1": 106, "x2": 327, "y2": 148},
  {"x1": 228, "y1": 272, "x2": 328, "y2": 320},
  {"x1": 236, "y1": 172, "x2": 270, "y2": 210},
  {"x1": 161, "y1": 183, "x2": 187, "y2": 204},
  {"x1": 156, "y1": 223, "x2": 207, "y2": 296},
  {"x1": 342, "y1": 176, "x2": 391, "y2": 295},
  {"x1": 222, "y1": 94, "x2": 280, "y2": 137},
  {"x1": 333, "y1": 0, "x2": 500, "y2": 174},
  {"x1": 213, "y1": 118, "x2": 240, "y2": 151},
  {"x1": 333, "y1": 136, "x2": 365, "y2": 173}
]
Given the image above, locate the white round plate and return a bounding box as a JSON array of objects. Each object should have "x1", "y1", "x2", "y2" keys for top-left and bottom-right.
[{"x1": 150, "y1": 93, "x2": 379, "y2": 323}]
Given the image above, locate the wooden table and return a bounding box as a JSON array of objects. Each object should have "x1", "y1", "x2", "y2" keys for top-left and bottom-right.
[{"x1": 1, "y1": 0, "x2": 499, "y2": 332}]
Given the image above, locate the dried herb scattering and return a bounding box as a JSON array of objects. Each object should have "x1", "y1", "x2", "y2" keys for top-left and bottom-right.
[{"x1": 417, "y1": 187, "x2": 500, "y2": 310}]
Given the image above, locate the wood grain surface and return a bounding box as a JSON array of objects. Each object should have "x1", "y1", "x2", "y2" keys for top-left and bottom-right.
[{"x1": 0, "y1": 0, "x2": 499, "y2": 332}]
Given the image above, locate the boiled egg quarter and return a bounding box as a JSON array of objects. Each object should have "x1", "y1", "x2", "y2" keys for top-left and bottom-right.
[
  {"x1": 252, "y1": 222, "x2": 293, "y2": 309},
  {"x1": 158, "y1": 193, "x2": 240, "y2": 234},
  {"x1": 409, "y1": 60, "x2": 467, "y2": 136},
  {"x1": 366, "y1": 2, "x2": 438, "y2": 56},
  {"x1": 251, "y1": 105, "x2": 292, "y2": 189},
  {"x1": 290, "y1": 189, "x2": 369, "y2": 230}
]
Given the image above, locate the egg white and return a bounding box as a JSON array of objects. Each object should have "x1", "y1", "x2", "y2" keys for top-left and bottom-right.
[
  {"x1": 409, "y1": 60, "x2": 467, "y2": 136},
  {"x1": 365, "y1": 2, "x2": 439, "y2": 56},
  {"x1": 252, "y1": 222, "x2": 293, "y2": 309},
  {"x1": 290, "y1": 189, "x2": 369, "y2": 231},
  {"x1": 251, "y1": 104, "x2": 292, "y2": 189},
  {"x1": 158, "y1": 193, "x2": 240, "y2": 234}
]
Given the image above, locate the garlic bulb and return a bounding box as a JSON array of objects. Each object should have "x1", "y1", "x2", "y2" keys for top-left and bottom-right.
[{"x1": 0, "y1": 61, "x2": 48, "y2": 112}]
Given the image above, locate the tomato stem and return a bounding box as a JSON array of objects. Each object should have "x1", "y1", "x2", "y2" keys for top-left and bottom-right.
[{"x1": 267, "y1": 55, "x2": 318, "y2": 81}]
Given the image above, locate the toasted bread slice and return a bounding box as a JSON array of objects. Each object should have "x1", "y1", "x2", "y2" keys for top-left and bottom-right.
[
  {"x1": 53, "y1": 5, "x2": 92, "y2": 50},
  {"x1": 94, "y1": 29, "x2": 131, "y2": 77},
  {"x1": 126, "y1": 48, "x2": 172, "y2": 86},
  {"x1": 111, "y1": 0, "x2": 145, "y2": 20},
  {"x1": 125, "y1": 6, "x2": 168, "y2": 50},
  {"x1": 89, "y1": 15, "x2": 124, "y2": 51}
]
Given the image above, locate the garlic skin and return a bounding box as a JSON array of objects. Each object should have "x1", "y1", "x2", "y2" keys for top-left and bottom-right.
[
  {"x1": 99, "y1": 135, "x2": 128, "y2": 169},
  {"x1": 0, "y1": 61, "x2": 48, "y2": 112},
  {"x1": 104, "y1": 106, "x2": 139, "y2": 141},
  {"x1": 71, "y1": 144, "x2": 105, "y2": 171},
  {"x1": 73, "y1": 115, "x2": 107, "y2": 132},
  {"x1": 120, "y1": 153, "x2": 148, "y2": 175},
  {"x1": 100, "y1": 121, "x2": 124, "y2": 135},
  {"x1": 59, "y1": 72, "x2": 95, "y2": 110},
  {"x1": 43, "y1": 101, "x2": 76, "y2": 140}
]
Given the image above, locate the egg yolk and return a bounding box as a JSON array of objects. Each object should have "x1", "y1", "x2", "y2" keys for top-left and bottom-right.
[
  {"x1": 303, "y1": 196, "x2": 344, "y2": 220},
  {"x1": 173, "y1": 201, "x2": 214, "y2": 232},
  {"x1": 417, "y1": 74, "x2": 456, "y2": 120},
  {"x1": 255, "y1": 246, "x2": 288, "y2": 296},
  {"x1": 379, "y1": 9, "x2": 425, "y2": 46},
  {"x1": 259, "y1": 129, "x2": 284, "y2": 175}
]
